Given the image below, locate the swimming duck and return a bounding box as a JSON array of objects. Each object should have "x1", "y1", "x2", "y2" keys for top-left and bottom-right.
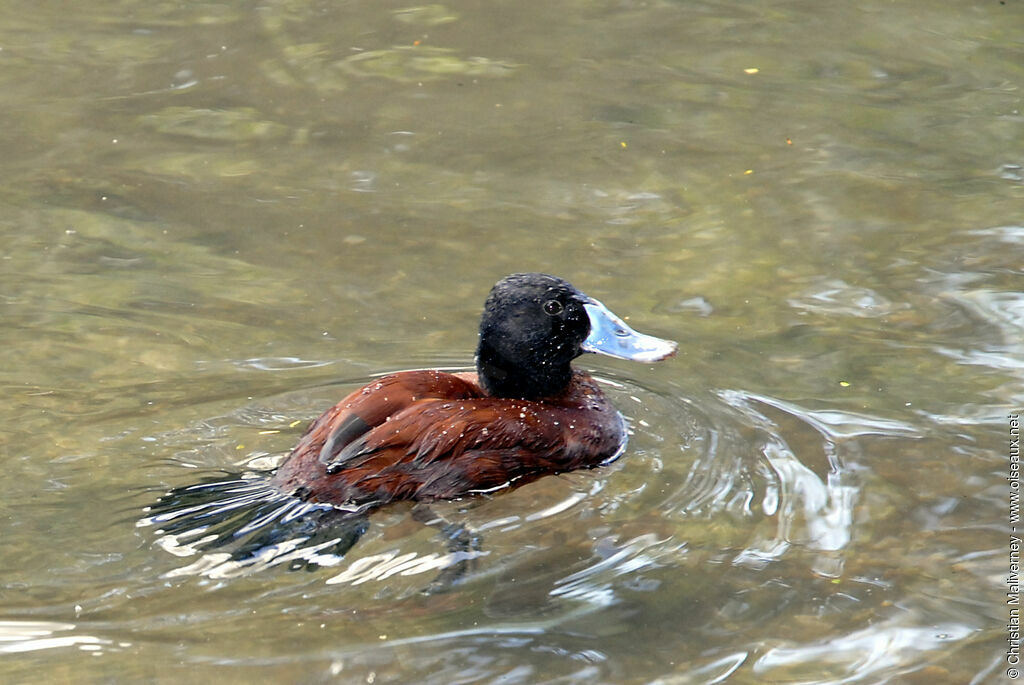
[
  {"x1": 270, "y1": 272, "x2": 676, "y2": 506},
  {"x1": 143, "y1": 273, "x2": 675, "y2": 575}
]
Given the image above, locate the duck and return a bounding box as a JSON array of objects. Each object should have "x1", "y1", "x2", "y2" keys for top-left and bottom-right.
[
  {"x1": 269, "y1": 272, "x2": 676, "y2": 507},
  {"x1": 143, "y1": 273, "x2": 676, "y2": 576}
]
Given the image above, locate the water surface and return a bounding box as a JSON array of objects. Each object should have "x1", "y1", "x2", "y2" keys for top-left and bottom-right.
[{"x1": 1, "y1": 0, "x2": 1020, "y2": 682}]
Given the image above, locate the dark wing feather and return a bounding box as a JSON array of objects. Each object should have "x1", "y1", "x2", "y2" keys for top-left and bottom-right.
[{"x1": 315, "y1": 371, "x2": 481, "y2": 472}]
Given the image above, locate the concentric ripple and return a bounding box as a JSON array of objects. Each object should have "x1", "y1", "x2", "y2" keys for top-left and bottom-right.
[{"x1": 138, "y1": 369, "x2": 915, "y2": 595}]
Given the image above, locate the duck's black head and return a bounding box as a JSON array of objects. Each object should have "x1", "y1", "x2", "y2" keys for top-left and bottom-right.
[{"x1": 475, "y1": 273, "x2": 677, "y2": 400}]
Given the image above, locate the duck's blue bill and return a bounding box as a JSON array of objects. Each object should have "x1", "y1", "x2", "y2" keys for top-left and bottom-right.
[{"x1": 581, "y1": 300, "x2": 677, "y2": 362}]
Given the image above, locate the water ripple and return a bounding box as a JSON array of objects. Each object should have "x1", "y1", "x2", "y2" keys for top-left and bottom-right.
[
  {"x1": 712, "y1": 389, "x2": 918, "y2": 573},
  {"x1": 0, "y1": 620, "x2": 123, "y2": 655},
  {"x1": 788, "y1": 278, "x2": 904, "y2": 318},
  {"x1": 754, "y1": 617, "x2": 972, "y2": 683},
  {"x1": 722, "y1": 390, "x2": 923, "y2": 441}
]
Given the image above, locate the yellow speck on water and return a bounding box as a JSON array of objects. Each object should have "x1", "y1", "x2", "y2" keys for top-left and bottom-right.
[
  {"x1": 289, "y1": 420, "x2": 302, "y2": 428},
  {"x1": 258, "y1": 430, "x2": 279, "y2": 435},
  {"x1": 620, "y1": 141, "x2": 627, "y2": 148},
  {"x1": 744, "y1": 67, "x2": 759, "y2": 74},
  {"x1": 839, "y1": 380, "x2": 851, "y2": 387},
  {"x1": 744, "y1": 169, "x2": 753, "y2": 175},
  {"x1": 236, "y1": 444, "x2": 245, "y2": 450}
]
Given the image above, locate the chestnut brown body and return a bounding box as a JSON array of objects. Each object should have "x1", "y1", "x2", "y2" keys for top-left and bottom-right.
[{"x1": 271, "y1": 369, "x2": 625, "y2": 507}]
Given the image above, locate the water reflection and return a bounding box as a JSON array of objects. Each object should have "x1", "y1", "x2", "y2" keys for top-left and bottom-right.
[
  {"x1": 0, "y1": 0, "x2": 1017, "y2": 681},
  {"x1": 0, "y1": 621, "x2": 122, "y2": 655},
  {"x1": 754, "y1": 616, "x2": 972, "y2": 682},
  {"x1": 325, "y1": 548, "x2": 485, "y2": 586},
  {"x1": 714, "y1": 389, "x2": 902, "y2": 573},
  {"x1": 134, "y1": 369, "x2": 940, "y2": 670},
  {"x1": 137, "y1": 374, "x2": 695, "y2": 590},
  {"x1": 139, "y1": 475, "x2": 371, "y2": 578}
]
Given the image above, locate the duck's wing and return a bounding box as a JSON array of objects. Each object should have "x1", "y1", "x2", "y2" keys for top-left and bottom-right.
[
  {"x1": 289, "y1": 370, "x2": 480, "y2": 469},
  {"x1": 323, "y1": 397, "x2": 616, "y2": 501}
]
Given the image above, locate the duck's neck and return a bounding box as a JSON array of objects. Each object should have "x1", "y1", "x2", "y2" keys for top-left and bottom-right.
[{"x1": 475, "y1": 340, "x2": 572, "y2": 401}]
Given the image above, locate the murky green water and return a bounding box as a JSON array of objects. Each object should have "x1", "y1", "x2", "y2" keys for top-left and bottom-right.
[{"x1": 1, "y1": 0, "x2": 1021, "y2": 682}]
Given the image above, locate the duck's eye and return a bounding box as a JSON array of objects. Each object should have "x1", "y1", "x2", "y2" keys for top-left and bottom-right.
[{"x1": 543, "y1": 299, "x2": 564, "y2": 316}]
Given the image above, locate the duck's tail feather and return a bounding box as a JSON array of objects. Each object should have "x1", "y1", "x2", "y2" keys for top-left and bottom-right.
[{"x1": 138, "y1": 473, "x2": 369, "y2": 578}]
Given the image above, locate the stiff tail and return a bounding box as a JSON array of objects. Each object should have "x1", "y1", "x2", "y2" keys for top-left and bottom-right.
[{"x1": 138, "y1": 474, "x2": 369, "y2": 578}]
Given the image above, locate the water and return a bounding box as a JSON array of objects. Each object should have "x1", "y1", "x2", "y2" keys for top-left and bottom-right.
[{"x1": 1, "y1": 0, "x2": 1020, "y2": 682}]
